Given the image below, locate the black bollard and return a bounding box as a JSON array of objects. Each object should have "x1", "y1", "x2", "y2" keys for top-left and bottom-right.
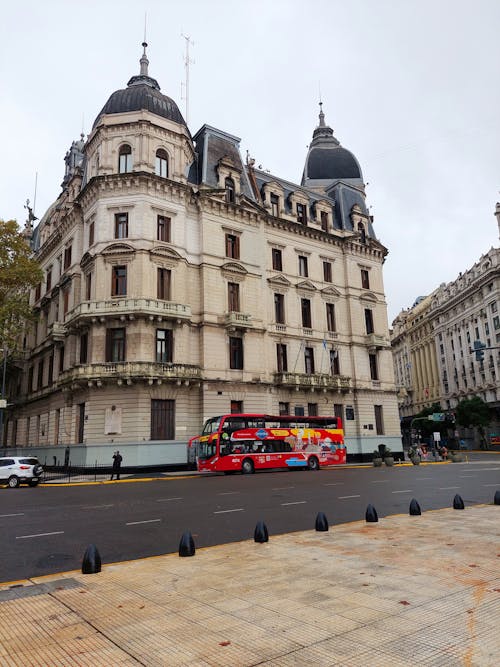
[
  {"x1": 409, "y1": 498, "x2": 421, "y2": 516},
  {"x1": 82, "y1": 544, "x2": 101, "y2": 574},
  {"x1": 254, "y1": 521, "x2": 269, "y2": 543},
  {"x1": 494, "y1": 490, "x2": 500, "y2": 506},
  {"x1": 453, "y1": 494, "x2": 465, "y2": 510},
  {"x1": 315, "y1": 512, "x2": 329, "y2": 531},
  {"x1": 365, "y1": 504, "x2": 378, "y2": 523},
  {"x1": 179, "y1": 531, "x2": 196, "y2": 557}
]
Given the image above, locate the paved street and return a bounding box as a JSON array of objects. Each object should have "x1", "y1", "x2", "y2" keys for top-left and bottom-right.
[{"x1": 1, "y1": 459, "x2": 499, "y2": 583}]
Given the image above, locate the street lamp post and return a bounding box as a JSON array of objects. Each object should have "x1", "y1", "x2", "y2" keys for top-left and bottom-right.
[{"x1": 0, "y1": 348, "x2": 7, "y2": 448}]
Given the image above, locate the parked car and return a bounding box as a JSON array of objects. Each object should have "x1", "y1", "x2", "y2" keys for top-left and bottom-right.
[{"x1": 0, "y1": 457, "x2": 44, "y2": 488}]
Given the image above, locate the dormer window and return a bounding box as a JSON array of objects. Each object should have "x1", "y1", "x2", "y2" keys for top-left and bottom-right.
[
  {"x1": 358, "y1": 222, "x2": 367, "y2": 244},
  {"x1": 119, "y1": 144, "x2": 132, "y2": 173},
  {"x1": 225, "y1": 177, "x2": 235, "y2": 204},
  {"x1": 271, "y1": 193, "x2": 280, "y2": 217},
  {"x1": 155, "y1": 149, "x2": 168, "y2": 178},
  {"x1": 320, "y1": 211, "x2": 328, "y2": 232},
  {"x1": 296, "y1": 203, "x2": 307, "y2": 224}
]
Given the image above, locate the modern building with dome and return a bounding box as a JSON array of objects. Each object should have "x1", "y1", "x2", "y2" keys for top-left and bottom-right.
[{"x1": 9, "y1": 44, "x2": 401, "y2": 461}]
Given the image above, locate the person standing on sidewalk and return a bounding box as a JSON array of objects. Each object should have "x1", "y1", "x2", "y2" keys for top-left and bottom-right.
[{"x1": 110, "y1": 450, "x2": 123, "y2": 480}]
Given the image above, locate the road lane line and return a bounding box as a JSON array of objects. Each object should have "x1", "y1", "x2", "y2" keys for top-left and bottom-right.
[
  {"x1": 156, "y1": 497, "x2": 183, "y2": 502},
  {"x1": 459, "y1": 475, "x2": 476, "y2": 478},
  {"x1": 438, "y1": 486, "x2": 460, "y2": 490},
  {"x1": 415, "y1": 477, "x2": 432, "y2": 480},
  {"x1": 476, "y1": 467, "x2": 500, "y2": 471},
  {"x1": 392, "y1": 490, "x2": 413, "y2": 494},
  {"x1": 16, "y1": 531, "x2": 64, "y2": 539},
  {"x1": 126, "y1": 519, "x2": 161, "y2": 526},
  {"x1": 281, "y1": 501, "x2": 307, "y2": 506},
  {"x1": 371, "y1": 480, "x2": 389, "y2": 483},
  {"x1": 272, "y1": 486, "x2": 294, "y2": 491},
  {"x1": 83, "y1": 504, "x2": 114, "y2": 510},
  {"x1": 214, "y1": 508, "x2": 244, "y2": 514},
  {"x1": 338, "y1": 495, "x2": 361, "y2": 499},
  {"x1": 483, "y1": 483, "x2": 499, "y2": 487},
  {"x1": 324, "y1": 482, "x2": 344, "y2": 486},
  {"x1": 218, "y1": 492, "x2": 239, "y2": 496},
  {"x1": 0, "y1": 513, "x2": 25, "y2": 518}
]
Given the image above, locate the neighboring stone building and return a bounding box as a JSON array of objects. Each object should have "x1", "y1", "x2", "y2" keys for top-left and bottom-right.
[{"x1": 8, "y1": 44, "x2": 401, "y2": 461}]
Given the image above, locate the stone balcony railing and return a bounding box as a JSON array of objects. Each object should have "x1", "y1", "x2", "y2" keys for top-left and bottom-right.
[
  {"x1": 58, "y1": 361, "x2": 202, "y2": 388},
  {"x1": 366, "y1": 333, "x2": 391, "y2": 350},
  {"x1": 48, "y1": 322, "x2": 67, "y2": 342},
  {"x1": 65, "y1": 298, "x2": 192, "y2": 325},
  {"x1": 221, "y1": 311, "x2": 253, "y2": 329},
  {"x1": 273, "y1": 372, "x2": 350, "y2": 392}
]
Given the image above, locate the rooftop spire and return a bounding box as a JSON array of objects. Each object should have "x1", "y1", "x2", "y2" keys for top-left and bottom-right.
[
  {"x1": 140, "y1": 41, "x2": 149, "y2": 77},
  {"x1": 319, "y1": 101, "x2": 326, "y2": 127}
]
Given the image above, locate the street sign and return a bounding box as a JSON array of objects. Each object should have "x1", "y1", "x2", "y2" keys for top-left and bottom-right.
[
  {"x1": 431, "y1": 413, "x2": 445, "y2": 421},
  {"x1": 0, "y1": 399, "x2": 6, "y2": 409},
  {"x1": 433, "y1": 432, "x2": 441, "y2": 442}
]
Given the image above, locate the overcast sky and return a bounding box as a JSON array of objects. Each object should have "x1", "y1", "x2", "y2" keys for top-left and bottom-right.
[{"x1": 1, "y1": 0, "x2": 499, "y2": 324}]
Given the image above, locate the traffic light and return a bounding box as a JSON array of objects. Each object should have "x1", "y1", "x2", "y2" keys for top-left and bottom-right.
[{"x1": 473, "y1": 339, "x2": 486, "y2": 362}]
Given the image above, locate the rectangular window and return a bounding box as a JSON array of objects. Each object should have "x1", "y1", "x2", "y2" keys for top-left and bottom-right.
[
  {"x1": 228, "y1": 282, "x2": 240, "y2": 312},
  {"x1": 106, "y1": 328, "x2": 126, "y2": 362},
  {"x1": 369, "y1": 353, "x2": 379, "y2": 380},
  {"x1": 37, "y1": 360, "x2": 44, "y2": 389},
  {"x1": 279, "y1": 401, "x2": 289, "y2": 415},
  {"x1": 35, "y1": 283, "x2": 41, "y2": 301},
  {"x1": 308, "y1": 402, "x2": 318, "y2": 416},
  {"x1": 225, "y1": 233, "x2": 240, "y2": 259},
  {"x1": 63, "y1": 245, "x2": 72, "y2": 270},
  {"x1": 296, "y1": 203, "x2": 307, "y2": 224},
  {"x1": 294, "y1": 405, "x2": 305, "y2": 417},
  {"x1": 157, "y1": 215, "x2": 171, "y2": 242},
  {"x1": 27, "y1": 366, "x2": 33, "y2": 392},
  {"x1": 298, "y1": 255, "x2": 308, "y2": 277},
  {"x1": 301, "y1": 298, "x2": 312, "y2": 328},
  {"x1": 272, "y1": 248, "x2": 282, "y2": 271},
  {"x1": 231, "y1": 400, "x2": 243, "y2": 414},
  {"x1": 48, "y1": 352, "x2": 54, "y2": 385},
  {"x1": 326, "y1": 303, "x2": 336, "y2": 332},
  {"x1": 330, "y1": 350, "x2": 340, "y2": 375},
  {"x1": 59, "y1": 345, "x2": 65, "y2": 374},
  {"x1": 304, "y1": 346, "x2": 315, "y2": 374},
  {"x1": 274, "y1": 293, "x2": 285, "y2": 324},
  {"x1": 157, "y1": 268, "x2": 171, "y2": 300},
  {"x1": 323, "y1": 261, "x2": 332, "y2": 283},
  {"x1": 320, "y1": 211, "x2": 328, "y2": 232},
  {"x1": 361, "y1": 269, "x2": 370, "y2": 289},
  {"x1": 114, "y1": 213, "x2": 128, "y2": 239},
  {"x1": 365, "y1": 308, "x2": 374, "y2": 334},
  {"x1": 89, "y1": 221, "x2": 95, "y2": 246},
  {"x1": 112, "y1": 266, "x2": 127, "y2": 296},
  {"x1": 79, "y1": 332, "x2": 88, "y2": 364},
  {"x1": 156, "y1": 329, "x2": 173, "y2": 363},
  {"x1": 46, "y1": 268, "x2": 52, "y2": 292},
  {"x1": 277, "y1": 343, "x2": 288, "y2": 372},
  {"x1": 229, "y1": 336, "x2": 244, "y2": 369},
  {"x1": 151, "y1": 399, "x2": 175, "y2": 440},
  {"x1": 334, "y1": 403, "x2": 344, "y2": 424},
  {"x1": 63, "y1": 288, "x2": 69, "y2": 315},
  {"x1": 77, "y1": 402, "x2": 85, "y2": 443},
  {"x1": 271, "y1": 193, "x2": 279, "y2": 217},
  {"x1": 85, "y1": 273, "x2": 92, "y2": 301},
  {"x1": 374, "y1": 405, "x2": 384, "y2": 435}
]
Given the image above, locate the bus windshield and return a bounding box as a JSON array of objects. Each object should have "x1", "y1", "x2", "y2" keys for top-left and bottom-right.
[{"x1": 201, "y1": 417, "x2": 222, "y2": 436}]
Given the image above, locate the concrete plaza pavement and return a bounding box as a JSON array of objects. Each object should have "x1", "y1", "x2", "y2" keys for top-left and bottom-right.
[{"x1": 0, "y1": 502, "x2": 499, "y2": 666}]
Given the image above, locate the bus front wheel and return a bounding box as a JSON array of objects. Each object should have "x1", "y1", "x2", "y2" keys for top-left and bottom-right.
[
  {"x1": 307, "y1": 456, "x2": 319, "y2": 471},
  {"x1": 241, "y1": 459, "x2": 254, "y2": 475}
]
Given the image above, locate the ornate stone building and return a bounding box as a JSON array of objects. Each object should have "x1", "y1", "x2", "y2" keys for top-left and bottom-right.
[{"x1": 9, "y1": 44, "x2": 401, "y2": 460}]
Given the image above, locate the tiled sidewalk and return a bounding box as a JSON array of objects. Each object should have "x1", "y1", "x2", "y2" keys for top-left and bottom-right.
[{"x1": 0, "y1": 505, "x2": 498, "y2": 666}]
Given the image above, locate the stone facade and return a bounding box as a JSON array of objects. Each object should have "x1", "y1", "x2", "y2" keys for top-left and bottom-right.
[{"x1": 8, "y1": 46, "x2": 401, "y2": 460}]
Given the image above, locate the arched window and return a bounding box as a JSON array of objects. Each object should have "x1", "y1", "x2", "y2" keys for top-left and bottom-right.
[
  {"x1": 358, "y1": 222, "x2": 366, "y2": 244},
  {"x1": 225, "y1": 177, "x2": 235, "y2": 204},
  {"x1": 155, "y1": 149, "x2": 168, "y2": 178},
  {"x1": 118, "y1": 144, "x2": 132, "y2": 173}
]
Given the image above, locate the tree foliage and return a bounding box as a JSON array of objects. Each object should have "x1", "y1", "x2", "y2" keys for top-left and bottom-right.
[
  {"x1": 0, "y1": 220, "x2": 42, "y2": 352},
  {"x1": 455, "y1": 396, "x2": 491, "y2": 449}
]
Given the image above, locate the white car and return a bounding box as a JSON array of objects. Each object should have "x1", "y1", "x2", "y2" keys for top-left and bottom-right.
[{"x1": 0, "y1": 457, "x2": 44, "y2": 488}]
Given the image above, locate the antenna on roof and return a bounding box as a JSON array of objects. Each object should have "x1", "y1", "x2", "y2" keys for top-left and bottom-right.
[{"x1": 181, "y1": 33, "x2": 194, "y2": 125}]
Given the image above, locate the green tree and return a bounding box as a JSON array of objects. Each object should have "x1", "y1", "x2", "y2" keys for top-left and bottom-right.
[
  {"x1": 0, "y1": 219, "x2": 42, "y2": 352},
  {"x1": 455, "y1": 397, "x2": 491, "y2": 449}
]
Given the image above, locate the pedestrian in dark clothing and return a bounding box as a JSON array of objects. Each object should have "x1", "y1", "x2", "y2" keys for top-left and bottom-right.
[{"x1": 110, "y1": 450, "x2": 123, "y2": 480}]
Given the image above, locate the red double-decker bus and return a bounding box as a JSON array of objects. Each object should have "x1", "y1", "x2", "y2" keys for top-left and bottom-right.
[{"x1": 188, "y1": 413, "x2": 346, "y2": 474}]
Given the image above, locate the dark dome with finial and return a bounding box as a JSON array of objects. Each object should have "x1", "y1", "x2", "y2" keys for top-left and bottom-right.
[
  {"x1": 92, "y1": 42, "x2": 187, "y2": 130},
  {"x1": 302, "y1": 104, "x2": 362, "y2": 185}
]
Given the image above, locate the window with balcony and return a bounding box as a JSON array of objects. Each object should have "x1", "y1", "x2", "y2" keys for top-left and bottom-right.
[
  {"x1": 114, "y1": 213, "x2": 128, "y2": 239},
  {"x1": 272, "y1": 248, "x2": 282, "y2": 271},
  {"x1": 118, "y1": 144, "x2": 132, "y2": 173},
  {"x1": 277, "y1": 343, "x2": 288, "y2": 372},
  {"x1": 157, "y1": 268, "x2": 171, "y2": 300},
  {"x1": 157, "y1": 215, "x2": 171, "y2": 242},
  {"x1": 228, "y1": 282, "x2": 240, "y2": 312},
  {"x1": 229, "y1": 336, "x2": 244, "y2": 369},
  {"x1": 106, "y1": 328, "x2": 126, "y2": 362},
  {"x1": 298, "y1": 255, "x2": 308, "y2": 277},
  {"x1": 155, "y1": 149, "x2": 168, "y2": 177},
  {"x1": 80, "y1": 332, "x2": 88, "y2": 364},
  {"x1": 112, "y1": 266, "x2": 127, "y2": 296},
  {"x1": 365, "y1": 308, "x2": 374, "y2": 334},
  {"x1": 369, "y1": 352, "x2": 378, "y2": 380},
  {"x1": 296, "y1": 203, "x2": 307, "y2": 224},
  {"x1": 274, "y1": 293, "x2": 285, "y2": 324},
  {"x1": 304, "y1": 347, "x2": 315, "y2": 374},
  {"x1": 225, "y1": 177, "x2": 235, "y2": 203},
  {"x1": 301, "y1": 298, "x2": 312, "y2": 328},
  {"x1": 323, "y1": 261, "x2": 332, "y2": 283},
  {"x1": 156, "y1": 329, "x2": 173, "y2": 363},
  {"x1": 361, "y1": 269, "x2": 370, "y2": 289},
  {"x1": 326, "y1": 303, "x2": 336, "y2": 332},
  {"x1": 271, "y1": 193, "x2": 280, "y2": 217},
  {"x1": 225, "y1": 233, "x2": 240, "y2": 259},
  {"x1": 330, "y1": 350, "x2": 340, "y2": 375},
  {"x1": 63, "y1": 245, "x2": 72, "y2": 270}
]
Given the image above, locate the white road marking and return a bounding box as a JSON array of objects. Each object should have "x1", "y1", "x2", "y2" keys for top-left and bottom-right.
[
  {"x1": 324, "y1": 482, "x2": 344, "y2": 486},
  {"x1": 272, "y1": 486, "x2": 294, "y2": 491},
  {"x1": 371, "y1": 480, "x2": 389, "y2": 484},
  {"x1": 338, "y1": 495, "x2": 361, "y2": 499},
  {"x1": 459, "y1": 475, "x2": 476, "y2": 478},
  {"x1": 0, "y1": 513, "x2": 25, "y2": 518},
  {"x1": 156, "y1": 497, "x2": 183, "y2": 502},
  {"x1": 415, "y1": 477, "x2": 432, "y2": 480},
  {"x1": 126, "y1": 519, "x2": 161, "y2": 526},
  {"x1": 483, "y1": 483, "x2": 500, "y2": 487},
  {"x1": 392, "y1": 490, "x2": 413, "y2": 494},
  {"x1": 281, "y1": 501, "x2": 307, "y2": 506},
  {"x1": 438, "y1": 486, "x2": 460, "y2": 490},
  {"x1": 218, "y1": 491, "x2": 239, "y2": 496},
  {"x1": 16, "y1": 531, "x2": 64, "y2": 539},
  {"x1": 83, "y1": 504, "x2": 114, "y2": 510},
  {"x1": 214, "y1": 508, "x2": 244, "y2": 514},
  {"x1": 476, "y1": 467, "x2": 500, "y2": 471}
]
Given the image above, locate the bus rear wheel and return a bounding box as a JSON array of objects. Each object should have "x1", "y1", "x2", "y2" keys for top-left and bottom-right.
[
  {"x1": 307, "y1": 456, "x2": 319, "y2": 471},
  {"x1": 241, "y1": 459, "x2": 254, "y2": 475}
]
